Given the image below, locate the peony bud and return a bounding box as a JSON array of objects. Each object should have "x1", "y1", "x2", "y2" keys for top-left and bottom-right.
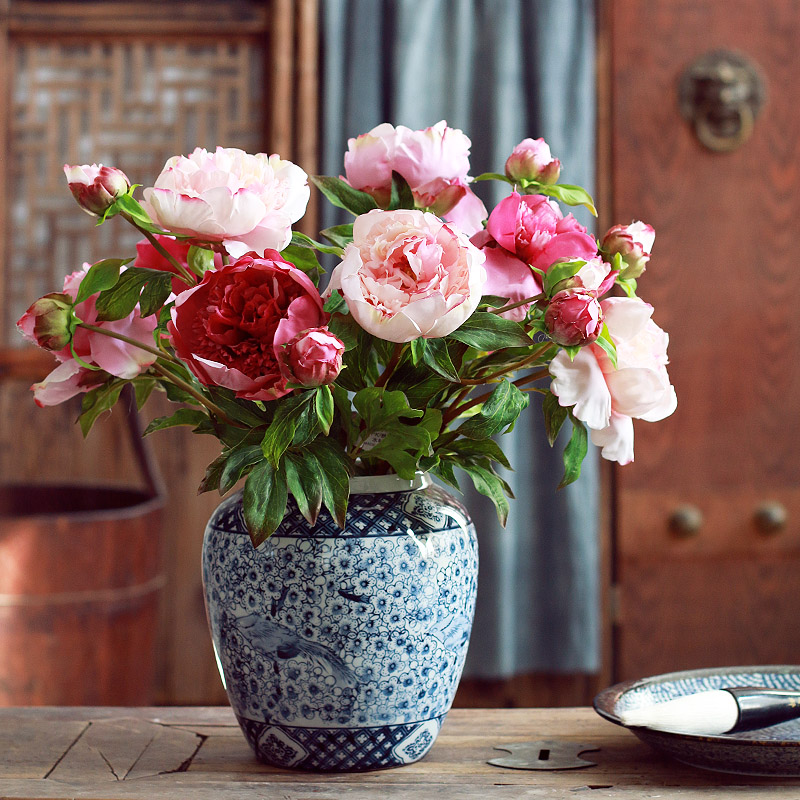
[
  {"x1": 280, "y1": 327, "x2": 345, "y2": 387},
  {"x1": 17, "y1": 292, "x2": 74, "y2": 351},
  {"x1": 505, "y1": 138, "x2": 561, "y2": 185},
  {"x1": 64, "y1": 163, "x2": 131, "y2": 216},
  {"x1": 545, "y1": 289, "x2": 604, "y2": 347},
  {"x1": 601, "y1": 221, "x2": 655, "y2": 280}
]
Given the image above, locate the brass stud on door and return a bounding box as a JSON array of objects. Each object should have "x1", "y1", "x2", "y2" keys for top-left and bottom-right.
[
  {"x1": 668, "y1": 505, "x2": 704, "y2": 537},
  {"x1": 754, "y1": 501, "x2": 787, "y2": 534}
]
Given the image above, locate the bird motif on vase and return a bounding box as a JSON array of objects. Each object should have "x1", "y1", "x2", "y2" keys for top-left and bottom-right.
[{"x1": 235, "y1": 613, "x2": 357, "y2": 686}]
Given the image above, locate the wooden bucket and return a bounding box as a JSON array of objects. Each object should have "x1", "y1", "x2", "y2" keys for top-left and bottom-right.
[{"x1": 0, "y1": 388, "x2": 165, "y2": 705}]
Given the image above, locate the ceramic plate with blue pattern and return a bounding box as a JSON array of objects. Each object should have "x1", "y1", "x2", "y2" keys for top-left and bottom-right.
[{"x1": 594, "y1": 666, "x2": 800, "y2": 776}]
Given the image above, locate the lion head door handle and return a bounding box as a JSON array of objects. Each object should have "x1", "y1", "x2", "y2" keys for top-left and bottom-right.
[{"x1": 679, "y1": 50, "x2": 766, "y2": 153}]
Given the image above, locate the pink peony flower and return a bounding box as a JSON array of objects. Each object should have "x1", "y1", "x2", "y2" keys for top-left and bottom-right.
[
  {"x1": 486, "y1": 192, "x2": 598, "y2": 273},
  {"x1": 141, "y1": 147, "x2": 309, "y2": 259},
  {"x1": 344, "y1": 121, "x2": 487, "y2": 236},
  {"x1": 18, "y1": 265, "x2": 158, "y2": 406},
  {"x1": 64, "y1": 164, "x2": 130, "y2": 216},
  {"x1": 544, "y1": 289, "x2": 604, "y2": 347},
  {"x1": 548, "y1": 296, "x2": 676, "y2": 464},
  {"x1": 326, "y1": 209, "x2": 486, "y2": 343},
  {"x1": 505, "y1": 138, "x2": 561, "y2": 185},
  {"x1": 470, "y1": 230, "x2": 541, "y2": 321},
  {"x1": 601, "y1": 221, "x2": 655, "y2": 280},
  {"x1": 279, "y1": 327, "x2": 345, "y2": 387},
  {"x1": 134, "y1": 235, "x2": 221, "y2": 295},
  {"x1": 168, "y1": 252, "x2": 327, "y2": 401}
]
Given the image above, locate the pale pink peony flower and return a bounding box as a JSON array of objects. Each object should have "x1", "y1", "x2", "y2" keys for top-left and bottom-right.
[
  {"x1": 19, "y1": 265, "x2": 158, "y2": 406},
  {"x1": 505, "y1": 138, "x2": 561, "y2": 185},
  {"x1": 141, "y1": 147, "x2": 309, "y2": 258},
  {"x1": 64, "y1": 164, "x2": 130, "y2": 216},
  {"x1": 168, "y1": 252, "x2": 327, "y2": 401},
  {"x1": 545, "y1": 289, "x2": 604, "y2": 347},
  {"x1": 486, "y1": 192, "x2": 598, "y2": 273},
  {"x1": 327, "y1": 209, "x2": 486, "y2": 343},
  {"x1": 601, "y1": 221, "x2": 655, "y2": 280},
  {"x1": 344, "y1": 121, "x2": 487, "y2": 235},
  {"x1": 279, "y1": 327, "x2": 345, "y2": 387},
  {"x1": 548, "y1": 296, "x2": 676, "y2": 464}
]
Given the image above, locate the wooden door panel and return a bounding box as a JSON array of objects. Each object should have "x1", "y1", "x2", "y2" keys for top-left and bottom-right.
[{"x1": 610, "y1": 0, "x2": 800, "y2": 679}]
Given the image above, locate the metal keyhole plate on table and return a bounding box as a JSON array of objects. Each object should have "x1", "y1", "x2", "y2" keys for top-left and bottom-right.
[{"x1": 488, "y1": 740, "x2": 599, "y2": 770}]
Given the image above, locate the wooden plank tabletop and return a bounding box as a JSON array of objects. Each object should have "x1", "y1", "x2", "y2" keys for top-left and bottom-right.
[{"x1": 1, "y1": 706, "x2": 799, "y2": 798}]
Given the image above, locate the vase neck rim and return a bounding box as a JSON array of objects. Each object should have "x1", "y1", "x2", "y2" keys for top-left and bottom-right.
[{"x1": 348, "y1": 472, "x2": 430, "y2": 495}]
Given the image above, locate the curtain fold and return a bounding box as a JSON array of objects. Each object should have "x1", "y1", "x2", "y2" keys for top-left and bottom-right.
[{"x1": 319, "y1": 0, "x2": 599, "y2": 676}]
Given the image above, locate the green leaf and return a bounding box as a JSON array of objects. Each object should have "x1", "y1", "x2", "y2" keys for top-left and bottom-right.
[
  {"x1": 260, "y1": 391, "x2": 315, "y2": 466},
  {"x1": 478, "y1": 294, "x2": 512, "y2": 310},
  {"x1": 446, "y1": 437, "x2": 512, "y2": 470},
  {"x1": 206, "y1": 386, "x2": 271, "y2": 427},
  {"x1": 324, "y1": 291, "x2": 349, "y2": 315},
  {"x1": 542, "y1": 390, "x2": 569, "y2": 447},
  {"x1": 364, "y1": 408, "x2": 442, "y2": 479},
  {"x1": 113, "y1": 193, "x2": 168, "y2": 233},
  {"x1": 353, "y1": 387, "x2": 423, "y2": 433},
  {"x1": 459, "y1": 461, "x2": 511, "y2": 525},
  {"x1": 432, "y1": 459, "x2": 460, "y2": 491},
  {"x1": 309, "y1": 175, "x2": 379, "y2": 216},
  {"x1": 284, "y1": 450, "x2": 324, "y2": 526},
  {"x1": 243, "y1": 460, "x2": 289, "y2": 546},
  {"x1": 290, "y1": 230, "x2": 344, "y2": 256},
  {"x1": 94, "y1": 267, "x2": 172, "y2": 321},
  {"x1": 388, "y1": 171, "x2": 416, "y2": 210},
  {"x1": 422, "y1": 338, "x2": 460, "y2": 382},
  {"x1": 143, "y1": 407, "x2": 208, "y2": 436},
  {"x1": 456, "y1": 379, "x2": 529, "y2": 439},
  {"x1": 187, "y1": 246, "x2": 215, "y2": 277},
  {"x1": 558, "y1": 416, "x2": 588, "y2": 489},
  {"x1": 563, "y1": 345, "x2": 581, "y2": 361},
  {"x1": 331, "y1": 384, "x2": 356, "y2": 447},
  {"x1": 280, "y1": 243, "x2": 325, "y2": 284},
  {"x1": 219, "y1": 445, "x2": 265, "y2": 494},
  {"x1": 75, "y1": 258, "x2": 131, "y2": 304},
  {"x1": 540, "y1": 183, "x2": 597, "y2": 216},
  {"x1": 448, "y1": 311, "x2": 532, "y2": 350},
  {"x1": 131, "y1": 376, "x2": 157, "y2": 409},
  {"x1": 543, "y1": 259, "x2": 585, "y2": 297},
  {"x1": 307, "y1": 438, "x2": 352, "y2": 528},
  {"x1": 320, "y1": 223, "x2": 354, "y2": 249},
  {"x1": 78, "y1": 379, "x2": 125, "y2": 437},
  {"x1": 473, "y1": 172, "x2": 513, "y2": 184},
  {"x1": 409, "y1": 338, "x2": 426, "y2": 366},
  {"x1": 198, "y1": 451, "x2": 228, "y2": 494},
  {"x1": 138, "y1": 271, "x2": 173, "y2": 317},
  {"x1": 594, "y1": 322, "x2": 618, "y2": 369},
  {"x1": 315, "y1": 385, "x2": 334, "y2": 435}
]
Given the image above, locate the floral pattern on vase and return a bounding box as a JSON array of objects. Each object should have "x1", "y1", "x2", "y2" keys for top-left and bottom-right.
[{"x1": 202, "y1": 474, "x2": 478, "y2": 771}]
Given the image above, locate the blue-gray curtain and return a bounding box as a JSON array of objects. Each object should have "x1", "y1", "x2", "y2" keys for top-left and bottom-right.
[{"x1": 319, "y1": 0, "x2": 599, "y2": 676}]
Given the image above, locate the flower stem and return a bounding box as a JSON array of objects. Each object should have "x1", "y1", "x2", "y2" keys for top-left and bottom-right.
[
  {"x1": 443, "y1": 368, "x2": 550, "y2": 425},
  {"x1": 458, "y1": 343, "x2": 553, "y2": 385},
  {"x1": 149, "y1": 362, "x2": 244, "y2": 428},
  {"x1": 79, "y1": 323, "x2": 178, "y2": 364},
  {"x1": 490, "y1": 293, "x2": 544, "y2": 316},
  {"x1": 121, "y1": 215, "x2": 196, "y2": 287},
  {"x1": 374, "y1": 343, "x2": 405, "y2": 388}
]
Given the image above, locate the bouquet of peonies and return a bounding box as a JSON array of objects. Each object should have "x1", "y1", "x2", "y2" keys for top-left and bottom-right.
[{"x1": 18, "y1": 122, "x2": 676, "y2": 545}]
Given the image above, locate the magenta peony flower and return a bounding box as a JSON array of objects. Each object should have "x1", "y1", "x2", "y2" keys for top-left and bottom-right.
[
  {"x1": 601, "y1": 221, "x2": 655, "y2": 280},
  {"x1": 168, "y1": 252, "x2": 327, "y2": 401},
  {"x1": 326, "y1": 209, "x2": 486, "y2": 343}
]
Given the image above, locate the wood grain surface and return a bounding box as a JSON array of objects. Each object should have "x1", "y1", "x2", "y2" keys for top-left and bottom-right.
[
  {"x1": 1, "y1": 706, "x2": 799, "y2": 799},
  {"x1": 608, "y1": 0, "x2": 800, "y2": 679}
]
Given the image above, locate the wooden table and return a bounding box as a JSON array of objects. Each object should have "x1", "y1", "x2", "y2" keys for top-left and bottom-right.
[{"x1": 2, "y1": 706, "x2": 800, "y2": 798}]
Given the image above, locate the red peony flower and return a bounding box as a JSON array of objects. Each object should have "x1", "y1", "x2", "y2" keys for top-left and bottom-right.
[{"x1": 168, "y1": 252, "x2": 327, "y2": 401}]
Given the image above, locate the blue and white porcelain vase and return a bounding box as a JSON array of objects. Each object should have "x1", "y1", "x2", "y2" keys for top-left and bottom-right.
[{"x1": 201, "y1": 472, "x2": 478, "y2": 771}]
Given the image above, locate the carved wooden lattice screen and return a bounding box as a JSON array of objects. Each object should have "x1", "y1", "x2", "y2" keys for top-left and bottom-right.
[{"x1": 0, "y1": 0, "x2": 319, "y2": 704}]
